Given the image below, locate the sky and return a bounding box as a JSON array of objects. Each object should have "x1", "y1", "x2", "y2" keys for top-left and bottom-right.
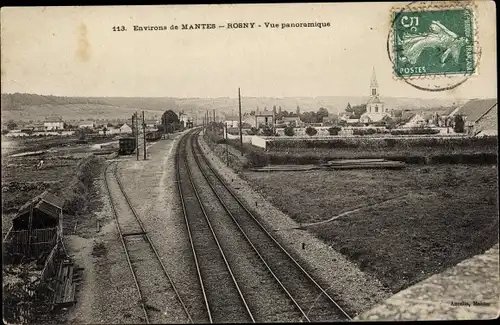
[{"x1": 1, "y1": 2, "x2": 497, "y2": 99}]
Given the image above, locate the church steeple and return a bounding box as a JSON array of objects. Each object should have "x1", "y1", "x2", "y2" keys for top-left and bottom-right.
[{"x1": 370, "y1": 67, "x2": 379, "y2": 97}]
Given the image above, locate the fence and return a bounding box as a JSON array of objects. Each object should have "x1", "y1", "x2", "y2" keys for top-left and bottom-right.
[{"x1": 3, "y1": 227, "x2": 58, "y2": 263}]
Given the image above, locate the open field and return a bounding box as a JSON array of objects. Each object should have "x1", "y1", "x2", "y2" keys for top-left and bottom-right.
[
  {"x1": 1, "y1": 135, "x2": 112, "y2": 233},
  {"x1": 242, "y1": 165, "x2": 499, "y2": 293}
]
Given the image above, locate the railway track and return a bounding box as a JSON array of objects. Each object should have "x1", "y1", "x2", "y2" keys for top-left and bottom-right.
[
  {"x1": 180, "y1": 129, "x2": 352, "y2": 322},
  {"x1": 176, "y1": 135, "x2": 255, "y2": 323},
  {"x1": 104, "y1": 162, "x2": 192, "y2": 324}
]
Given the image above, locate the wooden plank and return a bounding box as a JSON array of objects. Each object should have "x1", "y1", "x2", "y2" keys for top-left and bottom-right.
[
  {"x1": 70, "y1": 282, "x2": 76, "y2": 302},
  {"x1": 67, "y1": 265, "x2": 74, "y2": 285},
  {"x1": 327, "y1": 159, "x2": 387, "y2": 165},
  {"x1": 327, "y1": 163, "x2": 405, "y2": 170}
]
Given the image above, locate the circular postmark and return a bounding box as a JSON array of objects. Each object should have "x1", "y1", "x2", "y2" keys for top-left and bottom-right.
[{"x1": 387, "y1": 1, "x2": 481, "y2": 92}]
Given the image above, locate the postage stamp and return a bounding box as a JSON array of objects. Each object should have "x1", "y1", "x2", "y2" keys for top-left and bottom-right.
[{"x1": 391, "y1": 4, "x2": 476, "y2": 79}]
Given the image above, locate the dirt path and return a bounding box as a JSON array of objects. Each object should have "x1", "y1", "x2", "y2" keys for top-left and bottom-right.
[{"x1": 64, "y1": 163, "x2": 144, "y2": 324}]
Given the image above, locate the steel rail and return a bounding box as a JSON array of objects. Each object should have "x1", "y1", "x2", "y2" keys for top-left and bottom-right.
[
  {"x1": 194, "y1": 131, "x2": 353, "y2": 321},
  {"x1": 175, "y1": 138, "x2": 213, "y2": 323},
  {"x1": 103, "y1": 161, "x2": 149, "y2": 323},
  {"x1": 188, "y1": 132, "x2": 311, "y2": 321},
  {"x1": 112, "y1": 161, "x2": 194, "y2": 324},
  {"x1": 182, "y1": 135, "x2": 256, "y2": 323}
]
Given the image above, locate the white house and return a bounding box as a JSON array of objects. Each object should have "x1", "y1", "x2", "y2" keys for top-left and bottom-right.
[
  {"x1": 224, "y1": 116, "x2": 240, "y2": 128},
  {"x1": 346, "y1": 118, "x2": 360, "y2": 125},
  {"x1": 79, "y1": 122, "x2": 95, "y2": 129},
  {"x1": 119, "y1": 123, "x2": 133, "y2": 134},
  {"x1": 44, "y1": 116, "x2": 64, "y2": 130}
]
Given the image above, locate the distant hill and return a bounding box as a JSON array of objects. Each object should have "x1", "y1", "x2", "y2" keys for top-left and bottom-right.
[{"x1": 1, "y1": 93, "x2": 470, "y2": 123}]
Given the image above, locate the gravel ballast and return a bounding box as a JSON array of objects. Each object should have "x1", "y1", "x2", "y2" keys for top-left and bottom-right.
[
  {"x1": 116, "y1": 132, "x2": 208, "y2": 323},
  {"x1": 199, "y1": 133, "x2": 392, "y2": 317}
]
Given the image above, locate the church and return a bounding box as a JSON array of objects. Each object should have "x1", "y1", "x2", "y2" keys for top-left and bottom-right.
[{"x1": 359, "y1": 68, "x2": 391, "y2": 124}]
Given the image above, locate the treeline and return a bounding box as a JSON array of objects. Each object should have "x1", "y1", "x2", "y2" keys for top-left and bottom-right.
[
  {"x1": 1, "y1": 93, "x2": 179, "y2": 112},
  {"x1": 1, "y1": 93, "x2": 108, "y2": 109}
]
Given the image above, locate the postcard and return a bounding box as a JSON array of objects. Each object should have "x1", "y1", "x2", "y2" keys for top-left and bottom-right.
[{"x1": 1, "y1": 2, "x2": 498, "y2": 324}]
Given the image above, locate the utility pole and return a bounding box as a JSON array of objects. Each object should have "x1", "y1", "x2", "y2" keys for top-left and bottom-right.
[
  {"x1": 238, "y1": 87, "x2": 243, "y2": 156},
  {"x1": 135, "y1": 112, "x2": 139, "y2": 161},
  {"x1": 142, "y1": 111, "x2": 146, "y2": 160},
  {"x1": 225, "y1": 122, "x2": 229, "y2": 166}
]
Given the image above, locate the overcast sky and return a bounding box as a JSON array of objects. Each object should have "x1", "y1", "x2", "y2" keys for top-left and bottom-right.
[{"x1": 1, "y1": 2, "x2": 496, "y2": 99}]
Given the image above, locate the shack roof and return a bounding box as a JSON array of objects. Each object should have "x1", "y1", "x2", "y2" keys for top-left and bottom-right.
[
  {"x1": 455, "y1": 98, "x2": 497, "y2": 122},
  {"x1": 16, "y1": 191, "x2": 64, "y2": 220}
]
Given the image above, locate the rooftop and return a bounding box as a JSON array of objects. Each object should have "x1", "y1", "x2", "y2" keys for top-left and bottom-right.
[{"x1": 455, "y1": 98, "x2": 497, "y2": 122}]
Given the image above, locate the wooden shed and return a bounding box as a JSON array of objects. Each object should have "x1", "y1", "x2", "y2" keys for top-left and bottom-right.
[{"x1": 3, "y1": 191, "x2": 63, "y2": 267}]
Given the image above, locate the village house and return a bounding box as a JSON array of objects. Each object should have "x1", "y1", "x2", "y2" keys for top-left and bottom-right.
[
  {"x1": 254, "y1": 109, "x2": 275, "y2": 128},
  {"x1": 450, "y1": 98, "x2": 498, "y2": 136},
  {"x1": 402, "y1": 112, "x2": 438, "y2": 128},
  {"x1": 280, "y1": 115, "x2": 304, "y2": 127},
  {"x1": 144, "y1": 119, "x2": 159, "y2": 129},
  {"x1": 224, "y1": 116, "x2": 240, "y2": 128},
  {"x1": 178, "y1": 113, "x2": 191, "y2": 127},
  {"x1": 78, "y1": 121, "x2": 95, "y2": 129},
  {"x1": 43, "y1": 116, "x2": 64, "y2": 131},
  {"x1": 242, "y1": 115, "x2": 257, "y2": 128},
  {"x1": 118, "y1": 123, "x2": 133, "y2": 134}
]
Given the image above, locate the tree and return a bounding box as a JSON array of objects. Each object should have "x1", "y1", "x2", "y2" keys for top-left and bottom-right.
[
  {"x1": 107, "y1": 122, "x2": 114, "y2": 127},
  {"x1": 454, "y1": 114, "x2": 465, "y2": 133},
  {"x1": 328, "y1": 126, "x2": 341, "y2": 135},
  {"x1": 161, "y1": 110, "x2": 180, "y2": 133},
  {"x1": 317, "y1": 107, "x2": 329, "y2": 118},
  {"x1": 103, "y1": 127, "x2": 108, "y2": 136},
  {"x1": 346, "y1": 102, "x2": 352, "y2": 111},
  {"x1": 7, "y1": 120, "x2": 17, "y2": 130},
  {"x1": 305, "y1": 126, "x2": 317, "y2": 136},
  {"x1": 284, "y1": 125, "x2": 295, "y2": 136},
  {"x1": 347, "y1": 104, "x2": 367, "y2": 118}
]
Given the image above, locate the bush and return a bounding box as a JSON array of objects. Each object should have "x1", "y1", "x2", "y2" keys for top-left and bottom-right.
[
  {"x1": 390, "y1": 127, "x2": 440, "y2": 135},
  {"x1": 284, "y1": 126, "x2": 295, "y2": 136},
  {"x1": 305, "y1": 126, "x2": 317, "y2": 136},
  {"x1": 246, "y1": 127, "x2": 258, "y2": 135},
  {"x1": 261, "y1": 127, "x2": 274, "y2": 136},
  {"x1": 328, "y1": 126, "x2": 342, "y2": 136},
  {"x1": 454, "y1": 115, "x2": 465, "y2": 133},
  {"x1": 265, "y1": 135, "x2": 498, "y2": 152},
  {"x1": 353, "y1": 128, "x2": 378, "y2": 136}
]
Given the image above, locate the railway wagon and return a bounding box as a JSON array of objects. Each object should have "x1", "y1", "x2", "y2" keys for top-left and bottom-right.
[
  {"x1": 145, "y1": 130, "x2": 162, "y2": 142},
  {"x1": 119, "y1": 137, "x2": 136, "y2": 155}
]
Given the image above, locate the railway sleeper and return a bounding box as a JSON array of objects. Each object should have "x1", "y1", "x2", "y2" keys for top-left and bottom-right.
[{"x1": 122, "y1": 231, "x2": 147, "y2": 237}]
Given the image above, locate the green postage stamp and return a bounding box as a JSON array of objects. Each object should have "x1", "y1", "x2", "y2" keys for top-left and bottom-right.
[{"x1": 391, "y1": 3, "x2": 476, "y2": 78}]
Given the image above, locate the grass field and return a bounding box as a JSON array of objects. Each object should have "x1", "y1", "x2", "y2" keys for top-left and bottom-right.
[{"x1": 242, "y1": 165, "x2": 499, "y2": 293}]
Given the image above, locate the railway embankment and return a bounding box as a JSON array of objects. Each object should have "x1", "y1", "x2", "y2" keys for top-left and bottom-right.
[{"x1": 198, "y1": 132, "x2": 392, "y2": 317}]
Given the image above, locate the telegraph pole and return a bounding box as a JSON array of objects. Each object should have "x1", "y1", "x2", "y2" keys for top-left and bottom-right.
[
  {"x1": 238, "y1": 87, "x2": 243, "y2": 156},
  {"x1": 142, "y1": 111, "x2": 147, "y2": 160},
  {"x1": 135, "y1": 112, "x2": 139, "y2": 161},
  {"x1": 225, "y1": 122, "x2": 229, "y2": 166}
]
